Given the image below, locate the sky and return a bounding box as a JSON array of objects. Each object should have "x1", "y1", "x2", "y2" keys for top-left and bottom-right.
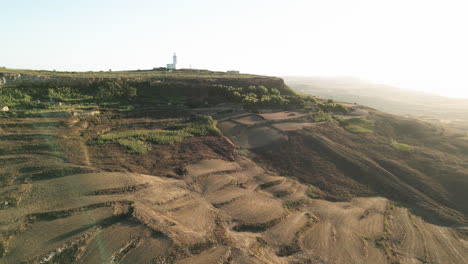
[{"x1": 1, "y1": 0, "x2": 468, "y2": 98}]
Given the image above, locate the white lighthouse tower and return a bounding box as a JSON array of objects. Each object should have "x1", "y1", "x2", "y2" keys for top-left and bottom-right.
[{"x1": 167, "y1": 53, "x2": 177, "y2": 70}]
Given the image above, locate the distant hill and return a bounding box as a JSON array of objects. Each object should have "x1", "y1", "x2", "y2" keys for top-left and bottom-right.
[{"x1": 285, "y1": 76, "x2": 468, "y2": 128}]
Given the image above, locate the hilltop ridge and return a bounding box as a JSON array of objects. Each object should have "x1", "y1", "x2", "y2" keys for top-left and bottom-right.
[{"x1": 0, "y1": 68, "x2": 290, "y2": 92}]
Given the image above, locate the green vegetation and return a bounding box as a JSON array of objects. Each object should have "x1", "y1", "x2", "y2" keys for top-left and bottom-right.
[
  {"x1": 390, "y1": 140, "x2": 414, "y2": 152},
  {"x1": 92, "y1": 115, "x2": 220, "y2": 154},
  {"x1": 277, "y1": 244, "x2": 301, "y2": 257},
  {"x1": 1, "y1": 70, "x2": 298, "y2": 112},
  {"x1": 0, "y1": 80, "x2": 136, "y2": 109},
  {"x1": 1, "y1": 70, "x2": 349, "y2": 116},
  {"x1": 188, "y1": 238, "x2": 216, "y2": 254},
  {"x1": 283, "y1": 200, "x2": 305, "y2": 210},
  {"x1": 355, "y1": 232, "x2": 372, "y2": 243},
  {"x1": 306, "y1": 185, "x2": 321, "y2": 198},
  {"x1": 257, "y1": 180, "x2": 283, "y2": 189},
  {"x1": 99, "y1": 129, "x2": 191, "y2": 145},
  {"x1": 312, "y1": 111, "x2": 334, "y2": 122},
  {"x1": 0, "y1": 87, "x2": 32, "y2": 105},
  {"x1": 171, "y1": 115, "x2": 221, "y2": 136},
  {"x1": 47, "y1": 86, "x2": 92, "y2": 101},
  {"x1": 93, "y1": 81, "x2": 137, "y2": 100},
  {"x1": 116, "y1": 139, "x2": 151, "y2": 154},
  {"x1": 233, "y1": 218, "x2": 280, "y2": 232},
  {"x1": 0, "y1": 68, "x2": 260, "y2": 79},
  {"x1": 256, "y1": 237, "x2": 268, "y2": 247},
  {"x1": 317, "y1": 100, "x2": 349, "y2": 114},
  {"x1": 359, "y1": 210, "x2": 371, "y2": 220},
  {"x1": 341, "y1": 118, "x2": 374, "y2": 133},
  {"x1": 211, "y1": 85, "x2": 305, "y2": 110}
]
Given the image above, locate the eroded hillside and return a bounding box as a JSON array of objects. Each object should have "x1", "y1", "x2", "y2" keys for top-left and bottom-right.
[
  {"x1": 0, "y1": 104, "x2": 466, "y2": 264},
  {"x1": 0, "y1": 71, "x2": 467, "y2": 263}
]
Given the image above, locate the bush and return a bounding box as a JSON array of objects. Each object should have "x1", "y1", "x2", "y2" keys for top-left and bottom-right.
[
  {"x1": 117, "y1": 139, "x2": 151, "y2": 154},
  {"x1": 390, "y1": 140, "x2": 414, "y2": 152},
  {"x1": 345, "y1": 124, "x2": 373, "y2": 133},
  {"x1": 313, "y1": 111, "x2": 333, "y2": 122},
  {"x1": 94, "y1": 81, "x2": 137, "y2": 100},
  {"x1": 283, "y1": 200, "x2": 305, "y2": 209},
  {"x1": 185, "y1": 115, "x2": 221, "y2": 136},
  {"x1": 0, "y1": 87, "x2": 32, "y2": 105},
  {"x1": 270, "y1": 88, "x2": 280, "y2": 96},
  {"x1": 283, "y1": 95, "x2": 305, "y2": 109},
  {"x1": 277, "y1": 244, "x2": 300, "y2": 257},
  {"x1": 241, "y1": 93, "x2": 259, "y2": 110},
  {"x1": 306, "y1": 185, "x2": 321, "y2": 198},
  {"x1": 341, "y1": 118, "x2": 374, "y2": 133},
  {"x1": 256, "y1": 85, "x2": 269, "y2": 97},
  {"x1": 318, "y1": 102, "x2": 349, "y2": 114},
  {"x1": 209, "y1": 84, "x2": 307, "y2": 111},
  {"x1": 47, "y1": 87, "x2": 74, "y2": 100}
]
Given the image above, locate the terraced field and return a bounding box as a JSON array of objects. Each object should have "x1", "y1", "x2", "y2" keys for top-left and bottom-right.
[{"x1": 1, "y1": 108, "x2": 467, "y2": 263}]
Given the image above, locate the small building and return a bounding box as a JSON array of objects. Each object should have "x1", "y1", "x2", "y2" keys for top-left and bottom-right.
[
  {"x1": 227, "y1": 70, "x2": 239, "y2": 74},
  {"x1": 167, "y1": 53, "x2": 177, "y2": 70}
]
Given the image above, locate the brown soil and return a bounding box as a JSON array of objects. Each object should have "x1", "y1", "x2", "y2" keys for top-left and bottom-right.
[
  {"x1": 1, "y1": 109, "x2": 467, "y2": 264},
  {"x1": 89, "y1": 136, "x2": 235, "y2": 177}
]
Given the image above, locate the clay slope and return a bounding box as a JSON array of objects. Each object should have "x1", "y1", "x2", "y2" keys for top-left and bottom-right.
[{"x1": 0, "y1": 109, "x2": 467, "y2": 264}]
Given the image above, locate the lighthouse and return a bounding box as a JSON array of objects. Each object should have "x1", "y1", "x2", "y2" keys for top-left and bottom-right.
[{"x1": 167, "y1": 53, "x2": 177, "y2": 70}]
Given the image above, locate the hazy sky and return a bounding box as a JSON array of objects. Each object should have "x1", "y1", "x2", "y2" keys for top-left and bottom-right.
[{"x1": 2, "y1": 0, "x2": 467, "y2": 98}]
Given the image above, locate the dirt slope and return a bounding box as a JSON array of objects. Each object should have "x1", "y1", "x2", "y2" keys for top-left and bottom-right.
[{"x1": 0, "y1": 108, "x2": 467, "y2": 264}]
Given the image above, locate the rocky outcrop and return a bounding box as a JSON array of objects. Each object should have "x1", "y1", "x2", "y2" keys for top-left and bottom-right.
[
  {"x1": 0, "y1": 72, "x2": 120, "y2": 88},
  {"x1": 0, "y1": 73, "x2": 45, "y2": 87}
]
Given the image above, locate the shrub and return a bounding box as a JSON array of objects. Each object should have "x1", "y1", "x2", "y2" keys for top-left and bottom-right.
[
  {"x1": 277, "y1": 244, "x2": 300, "y2": 257},
  {"x1": 283, "y1": 96, "x2": 305, "y2": 109},
  {"x1": 306, "y1": 185, "x2": 321, "y2": 198},
  {"x1": 247, "y1": 85, "x2": 257, "y2": 94},
  {"x1": 256, "y1": 237, "x2": 268, "y2": 247},
  {"x1": 270, "y1": 88, "x2": 280, "y2": 96},
  {"x1": 97, "y1": 128, "x2": 189, "y2": 145},
  {"x1": 47, "y1": 87, "x2": 74, "y2": 100},
  {"x1": 318, "y1": 102, "x2": 349, "y2": 114},
  {"x1": 0, "y1": 87, "x2": 32, "y2": 105},
  {"x1": 241, "y1": 93, "x2": 259, "y2": 110},
  {"x1": 210, "y1": 84, "x2": 307, "y2": 110},
  {"x1": 313, "y1": 111, "x2": 333, "y2": 122},
  {"x1": 94, "y1": 81, "x2": 137, "y2": 100},
  {"x1": 185, "y1": 115, "x2": 221, "y2": 136},
  {"x1": 283, "y1": 200, "x2": 305, "y2": 209},
  {"x1": 390, "y1": 140, "x2": 414, "y2": 152},
  {"x1": 146, "y1": 130, "x2": 192, "y2": 144},
  {"x1": 117, "y1": 139, "x2": 151, "y2": 154},
  {"x1": 342, "y1": 118, "x2": 374, "y2": 133},
  {"x1": 256, "y1": 85, "x2": 269, "y2": 97},
  {"x1": 345, "y1": 124, "x2": 373, "y2": 133}
]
